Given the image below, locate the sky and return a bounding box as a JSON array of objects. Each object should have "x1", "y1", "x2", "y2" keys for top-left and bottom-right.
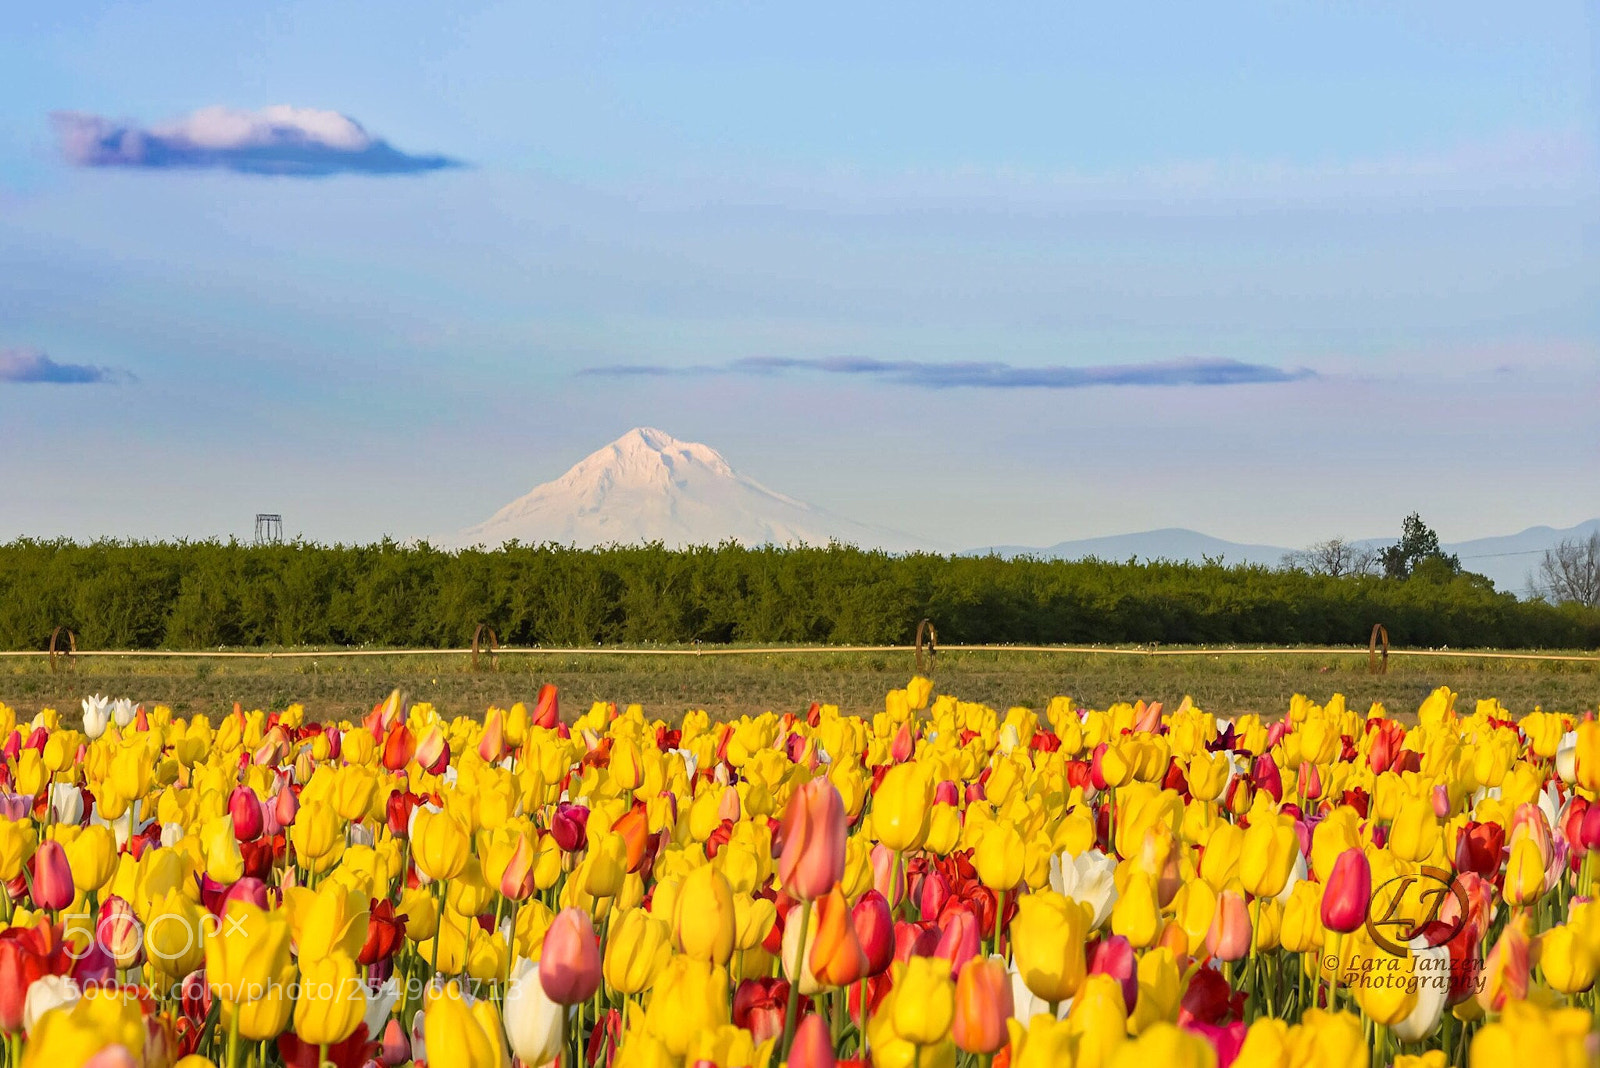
[{"x1": 1, "y1": 1, "x2": 1597, "y2": 550}]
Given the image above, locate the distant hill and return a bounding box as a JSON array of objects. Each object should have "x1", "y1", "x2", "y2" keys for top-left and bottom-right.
[
  {"x1": 973, "y1": 528, "x2": 1289, "y2": 567},
  {"x1": 975, "y1": 520, "x2": 1600, "y2": 596}
]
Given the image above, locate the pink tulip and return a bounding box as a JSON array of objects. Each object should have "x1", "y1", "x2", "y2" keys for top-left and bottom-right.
[
  {"x1": 788, "y1": 1012, "x2": 835, "y2": 1068},
  {"x1": 870, "y1": 844, "x2": 904, "y2": 908},
  {"x1": 933, "y1": 905, "x2": 980, "y2": 977},
  {"x1": 778, "y1": 779, "x2": 847, "y2": 901},
  {"x1": 539, "y1": 908, "x2": 601, "y2": 1004},
  {"x1": 1206, "y1": 890, "x2": 1251, "y2": 962}
]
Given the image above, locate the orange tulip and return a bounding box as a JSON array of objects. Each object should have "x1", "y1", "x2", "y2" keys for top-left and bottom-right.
[
  {"x1": 952, "y1": 955, "x2": 1012, "y2": 1055},
  {"x1": 809, "y1": 886, "x2": 867, "y2": 987}
]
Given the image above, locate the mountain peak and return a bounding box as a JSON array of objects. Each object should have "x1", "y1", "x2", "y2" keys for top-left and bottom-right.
[{"x1": 451, "y1": 429, "x2": 933, "y2": 551}]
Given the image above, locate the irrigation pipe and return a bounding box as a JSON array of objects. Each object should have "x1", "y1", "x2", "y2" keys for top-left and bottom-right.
[{"x1": 1, "y1": 646, "x2": 1596, "y2": 663}]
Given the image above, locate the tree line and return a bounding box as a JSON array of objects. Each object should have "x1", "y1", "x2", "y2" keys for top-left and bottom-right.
[{"x1": 1, "y1": 538, "x2": 1596, "y2": 652}]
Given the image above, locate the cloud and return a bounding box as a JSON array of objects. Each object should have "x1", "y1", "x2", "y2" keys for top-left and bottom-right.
[
  {"x1": 0, "y1": 349, "x2": 127, "y2": 384},
  {"x1": 581, "y1": 356, "x2": 1315, "y2": 389},
  {"x1": 51, "y1": 106, "x2": 459, "y2": 177}
]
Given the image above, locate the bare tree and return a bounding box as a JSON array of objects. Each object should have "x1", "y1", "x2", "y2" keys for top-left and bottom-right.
[
  {"x1": 1529, "y1": 533, "x2": 1600, "y2": 607},
  {"x1": 1282, "y1": 537, "x2": 1380, "y2": 577}
]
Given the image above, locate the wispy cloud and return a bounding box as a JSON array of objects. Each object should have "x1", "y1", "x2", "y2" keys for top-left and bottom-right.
[
  {"x1": 0, "y1": 349, "x2": 128, "y2": 384},
  {"x1": 581, "y1": 356, "x2": 1315, "y2": 389},
  {"x1": 51, "y1": 106, "x2": 459, "y2": 177}
]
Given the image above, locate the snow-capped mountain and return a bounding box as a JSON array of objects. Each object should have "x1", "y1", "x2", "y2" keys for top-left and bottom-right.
[{"x1": 451, "y1": 427, "x2": 932, "y2": 551}]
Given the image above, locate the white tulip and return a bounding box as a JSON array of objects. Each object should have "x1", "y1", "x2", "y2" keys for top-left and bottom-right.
[
  {"x1": 1006, "y1": 960, "x2": 1068, "y2": 1021},
  {"x1": 363, "y1": 977, "x2": 400, "y2": 1042},
  {"x1": 1049, "y1": 849, "x2": 1119, "y2": 929},
  {"x1": 111, "y1": 698, "x2": 137, "y2": 729},
  {"x1": 80, "y1": 696, "x2": 112, "y2": 740},
  {"x1": 1275, "y1": 851, "x2": 1308, "y2": 904},
  {"x1": 503, "y1": 958, "x2": 564, "y2": 1067},
  {"x1": 1556, "y1": 731, "x2": 1579, "y2": 784},
  {"x1": 23, "y1": 974, "x2": 81, "y2": 1032},
  {"x1": 1392, "y1": 939, "x2": 1450, "y2": 1041},
  {"x1": 49, "y1": 783, "x2": 83, "y2": 825}
]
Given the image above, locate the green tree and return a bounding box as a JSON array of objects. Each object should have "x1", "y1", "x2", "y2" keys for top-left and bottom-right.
[{"x1": 1380, "y1": 513, "x2": 1461, "y2": 580}]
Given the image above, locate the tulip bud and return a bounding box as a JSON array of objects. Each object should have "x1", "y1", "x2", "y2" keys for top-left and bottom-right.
[
  {"x1": 952, "y1": 955, "x2": 1012, "y2": 1054},
  {"x1": 30, "y1": 840, "x2": 74, "y2": 910},
  {"x1": 1320, "y1": 848, "x2": 1371, "y2": 934},
  {"x1": 778, "y1": 779, "x2": 847, "y2": 902},
  {"x1": 539, "y1": 908, "x2": 601, "y2": 1004},
  {"x1": 788, "y1": 1013, "x2": 835, "y2": 1068}
]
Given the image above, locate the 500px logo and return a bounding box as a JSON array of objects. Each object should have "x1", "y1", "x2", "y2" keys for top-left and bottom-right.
[
  {"x1": 1364, "y1": 865, "x2": 1470, "y2": 954},
  {"x1": 56, "y1": 909, "x2": 251, "y2": 964}
]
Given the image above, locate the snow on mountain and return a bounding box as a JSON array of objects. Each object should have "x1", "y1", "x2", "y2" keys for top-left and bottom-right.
[{"x1": 451, "y1": 427, "x2": 932, "y2": 551}]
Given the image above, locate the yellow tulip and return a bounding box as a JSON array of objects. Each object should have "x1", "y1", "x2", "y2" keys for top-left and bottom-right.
[
  {"x1": 973, "y1": 822, "x2": 1024, "y2": 890},
  {"x1": 293, "y1": 953, "x2": 366, "y2": 1046},
  {"x1": 874, "y1": 763, "x2": 933, "y2": 852},
  {"x1": 284, "y1": 882, "x2": 370, "y2": 960},
  {"x1": 891, "y1": 956, "x2": 956, "y2": 1046},
  {"x1": 603, "y1": 908, "x2": 673, "y2": 994},
  {"x1": 1011, "y1": 891, "x2": 1089, "y2": 1004},
  {"x1": 205, "y1": 900, "x2": 293, "y2": 1006},
  {"x1": 1538, "y1": 925, "x2": 1596, "y2": 994},
  {"x1": 673, "y1": 862, "x2": 736, "y2": 964},
  {"x1": 414, "y1": 809, "x2": 471, "y2": 882},
  {"x1": 1239, "y1": 815, "x2": 1298, "y2": 899},
  {"x1": 424, "y1": 981, "x2": 507, "y2": 1068},
  {"x1": 642, "y1": 956, "x2": 731, "y2": 1057}
]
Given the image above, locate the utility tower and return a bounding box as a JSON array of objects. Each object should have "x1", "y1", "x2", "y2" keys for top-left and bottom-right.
[{"x1": 254, "y1": 514, "x2": 283, "y2": 545}]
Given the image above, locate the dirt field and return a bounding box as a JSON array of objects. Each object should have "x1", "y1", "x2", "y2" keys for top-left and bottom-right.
[{"x1": 3, "y1": 645, "x2": 1596, "y2": 724}]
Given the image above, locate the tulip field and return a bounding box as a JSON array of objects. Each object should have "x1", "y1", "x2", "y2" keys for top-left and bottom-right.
[{"x1": 3, "y1": 681, "x2": 1600, "y2": 1068}]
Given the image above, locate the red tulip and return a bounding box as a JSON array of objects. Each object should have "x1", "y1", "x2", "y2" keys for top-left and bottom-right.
[
  {"x1": 0, "y1": 928, "x2": 47, "y2": 1030},
  {"x1": 30, "y1": 840, "x2": 74, "y2": 911},
  {"x1": 917, "y1": 869, "x2": 952, "y2": 921},
  {"x1": 1320, "y1": 848, "x2": 1371, "y2": 934},
  {"x1": 539, "y1": 908, "x2": 601, "y2": 1004},
  {"x1": 1454, "y1": 820, "x2": 1505, "y2": 878},
  {"x1": 850, "y1": 890, "x2": 895, "y2": 977},
  {"x1": 733, "y1": 977, "x2": 801, "y2": 1043},
  {"x1": 386, "y1": 791, "x2": 416, "y2": 838},
  {"x1": 551, "y1": 803, "x2": 589, "y2": 853},
  {"x1": 779, "y1": 779, "x2": 847, "y2": 901},
  {"x1": 224, "y1": 786, "x2": 264, "y2": 843},
  {"x1": 382, "y1": 725, "x2": 416, "y2": 771},
  {"x1": 359, "y1": 899, "x2": 408, "y2": 965}
]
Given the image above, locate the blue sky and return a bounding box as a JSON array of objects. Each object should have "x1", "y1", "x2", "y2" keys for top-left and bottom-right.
[{"x1": 1, "y1": 1, "x2": 1596, "y2": 549}]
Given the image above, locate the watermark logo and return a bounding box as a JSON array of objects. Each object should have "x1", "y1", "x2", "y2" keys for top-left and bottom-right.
[{"x1": 1364, "y1": 865, "x2": 1468, "y2": 954}]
